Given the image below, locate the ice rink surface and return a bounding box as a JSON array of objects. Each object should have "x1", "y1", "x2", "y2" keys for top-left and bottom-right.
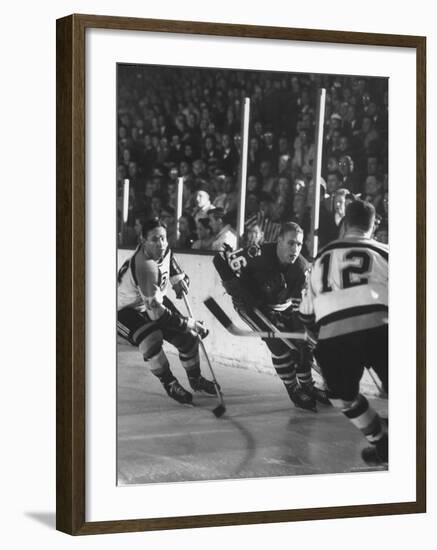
[{"x1": 117, "y1": 342, "x2": 387, "y2": 486}]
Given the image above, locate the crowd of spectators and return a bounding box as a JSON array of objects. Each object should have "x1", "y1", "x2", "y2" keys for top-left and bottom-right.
[{"x1": 117, "y1": 64, "x2": 389, "y2": 253}]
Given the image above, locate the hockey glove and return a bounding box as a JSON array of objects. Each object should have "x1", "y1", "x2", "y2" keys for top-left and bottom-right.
[
  {"x1": 173, "y1": 274, "x2": 190, "y2": 299},
  {"x1": 186, "y1": 318, "x2": 209, "y2": 339}
]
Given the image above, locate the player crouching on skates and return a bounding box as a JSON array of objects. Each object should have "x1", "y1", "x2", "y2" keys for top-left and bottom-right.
[
  {"x1": 213, "y1": 221, "x2": 329, "y2": 412},
  {"x1": 299, "y1": 200, "x2": 388, "y2": 465},
  {"x1": 117, "y1": 218, "x2": 215, "y2": 404}
]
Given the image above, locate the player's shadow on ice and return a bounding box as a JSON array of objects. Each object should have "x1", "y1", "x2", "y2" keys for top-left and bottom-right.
[{"x1": 25, "y1": 511, "x2": 56, "y2": 529}]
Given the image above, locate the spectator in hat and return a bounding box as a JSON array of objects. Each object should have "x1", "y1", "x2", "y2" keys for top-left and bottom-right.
[
  {"x1": 192, "y1": 187, "x2": 214, "y2": 224},
  {"x1": 208, "y1": 207, "x2": 238, "y2": 251}
]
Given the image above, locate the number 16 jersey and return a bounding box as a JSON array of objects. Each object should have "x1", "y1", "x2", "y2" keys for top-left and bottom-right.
[{"x1": 300, "y1": 237, "x2": 388, "y2": 340}]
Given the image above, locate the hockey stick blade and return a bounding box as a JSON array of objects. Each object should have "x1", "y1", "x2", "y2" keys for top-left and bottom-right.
[
  {"x1": 204, "y1": 297, "x2": 234, "y2": 330},
  {"x1": 204, "y1": 297, "x2": 308, "y2": 341},
  {"x1": 212, "y1": 404, "x2": 226, "y2": 418},
  {"x1": 204, "y1": 296, "x2": 260, "y2": 337}
]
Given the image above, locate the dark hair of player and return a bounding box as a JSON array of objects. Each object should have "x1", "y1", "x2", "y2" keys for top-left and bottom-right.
[
  {"x1": 344, "y1": 199, "x2": 376, "y2": 232},
  {"x1": 141, "y1": 217, "x2": 167, "y2": 239},
  {"x1": 279, "y1": 221, "x2": 304, "y2": 238}
]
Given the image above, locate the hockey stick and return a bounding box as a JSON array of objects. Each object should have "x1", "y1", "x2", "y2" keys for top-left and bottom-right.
[
  {"x1": 251, "y1": 306, "x2": 298, "y2": 350},
  {"x1": 249, "y1": 305, "x2": 321, "y2": 376},
  {"x1": 204, "y1": 297, "x2": 313, "y2": 343},
  {"x1": 205, "y1": 297, "x2": 323, "y2": 377},
  {"x1": 182, "y1": 293, "x2": 226, "y2": 418}
]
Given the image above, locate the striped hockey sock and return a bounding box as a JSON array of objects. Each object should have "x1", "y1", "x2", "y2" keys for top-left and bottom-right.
[
  {"x1": 332, "y1": 394, "x2": 386, "y2": 444},
  {"x1": 271, "y1": 351, "x2": 298, "y2": 390},
  {"x1": 179, "y1": 339, "x2": 201, "y2": 379}
]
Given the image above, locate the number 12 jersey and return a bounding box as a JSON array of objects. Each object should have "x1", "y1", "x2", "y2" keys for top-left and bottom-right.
[{"x1": 299, "y1": 237, "x2": 388, "y2": 340}]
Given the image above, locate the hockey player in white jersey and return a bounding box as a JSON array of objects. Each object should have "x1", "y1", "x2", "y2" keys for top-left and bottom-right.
[
  {"x1": 117, "y1": 218, "x2": 215, "y2": 404},
  {"x1": 299, "y1": 199, "x2": 388, "y2": 465}
]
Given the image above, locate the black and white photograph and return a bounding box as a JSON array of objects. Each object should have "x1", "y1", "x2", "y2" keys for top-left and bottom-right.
[{"x1": 116, "y1": 63, "x2": 389, "y2": 485}]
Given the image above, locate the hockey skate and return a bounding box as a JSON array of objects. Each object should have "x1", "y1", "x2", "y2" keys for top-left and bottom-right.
[
  {"x1": 287, "y1": 385, "x2": 317, "y2": 412},
  {"x1": 164, "y1": 379, "x2": 193, "y2": 404},
  {"x1": 188, "y1": 375, "x2": 217, "y2": 395},
  {"x1": 301, "y1": 383, "x2": 332, "y2": 406},
  {"x1": 361, "y1": 433, "x2": 388, "y2": 466}
]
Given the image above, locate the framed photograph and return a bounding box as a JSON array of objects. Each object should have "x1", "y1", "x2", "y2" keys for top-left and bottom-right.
[{"x1": 56, "y1": 14, "x2": 426, "y2": 535}]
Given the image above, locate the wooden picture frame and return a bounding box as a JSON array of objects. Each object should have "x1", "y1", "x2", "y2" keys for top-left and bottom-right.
[{"x1": 56, "y1": 13, "x2": 426, "y2": 535}]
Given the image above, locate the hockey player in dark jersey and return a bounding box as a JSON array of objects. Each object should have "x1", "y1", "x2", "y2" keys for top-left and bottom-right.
[
  {"x1": 117, "y1": 218, "x2": 215, "y2": 404},
  {"x1": 214, "y1": 221, "x2": 329, "y2": 411},
  {"x1": 299, "y1": 200, "x2": 388, "y2": 465}
]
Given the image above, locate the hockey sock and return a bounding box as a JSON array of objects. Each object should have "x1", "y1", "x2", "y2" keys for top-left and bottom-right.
[
  {"x1": 139, "y1": 342, "x2": 174, "y2": 385},
  {"x1": 179, "y1": 339, "x2": 201, "y2": 379},
  {"x1": 332, "y1": 394, "x2": 386, "y2": 444},
  {"x1": 297, "y1": 346, "x2": 314, "y2": 387},
  {"x1": 271, "y1": 352, "x2": 298, "y2": 390},
  {"x1": 297, "y1": 369, "x2": 313, "y2": 387}
]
